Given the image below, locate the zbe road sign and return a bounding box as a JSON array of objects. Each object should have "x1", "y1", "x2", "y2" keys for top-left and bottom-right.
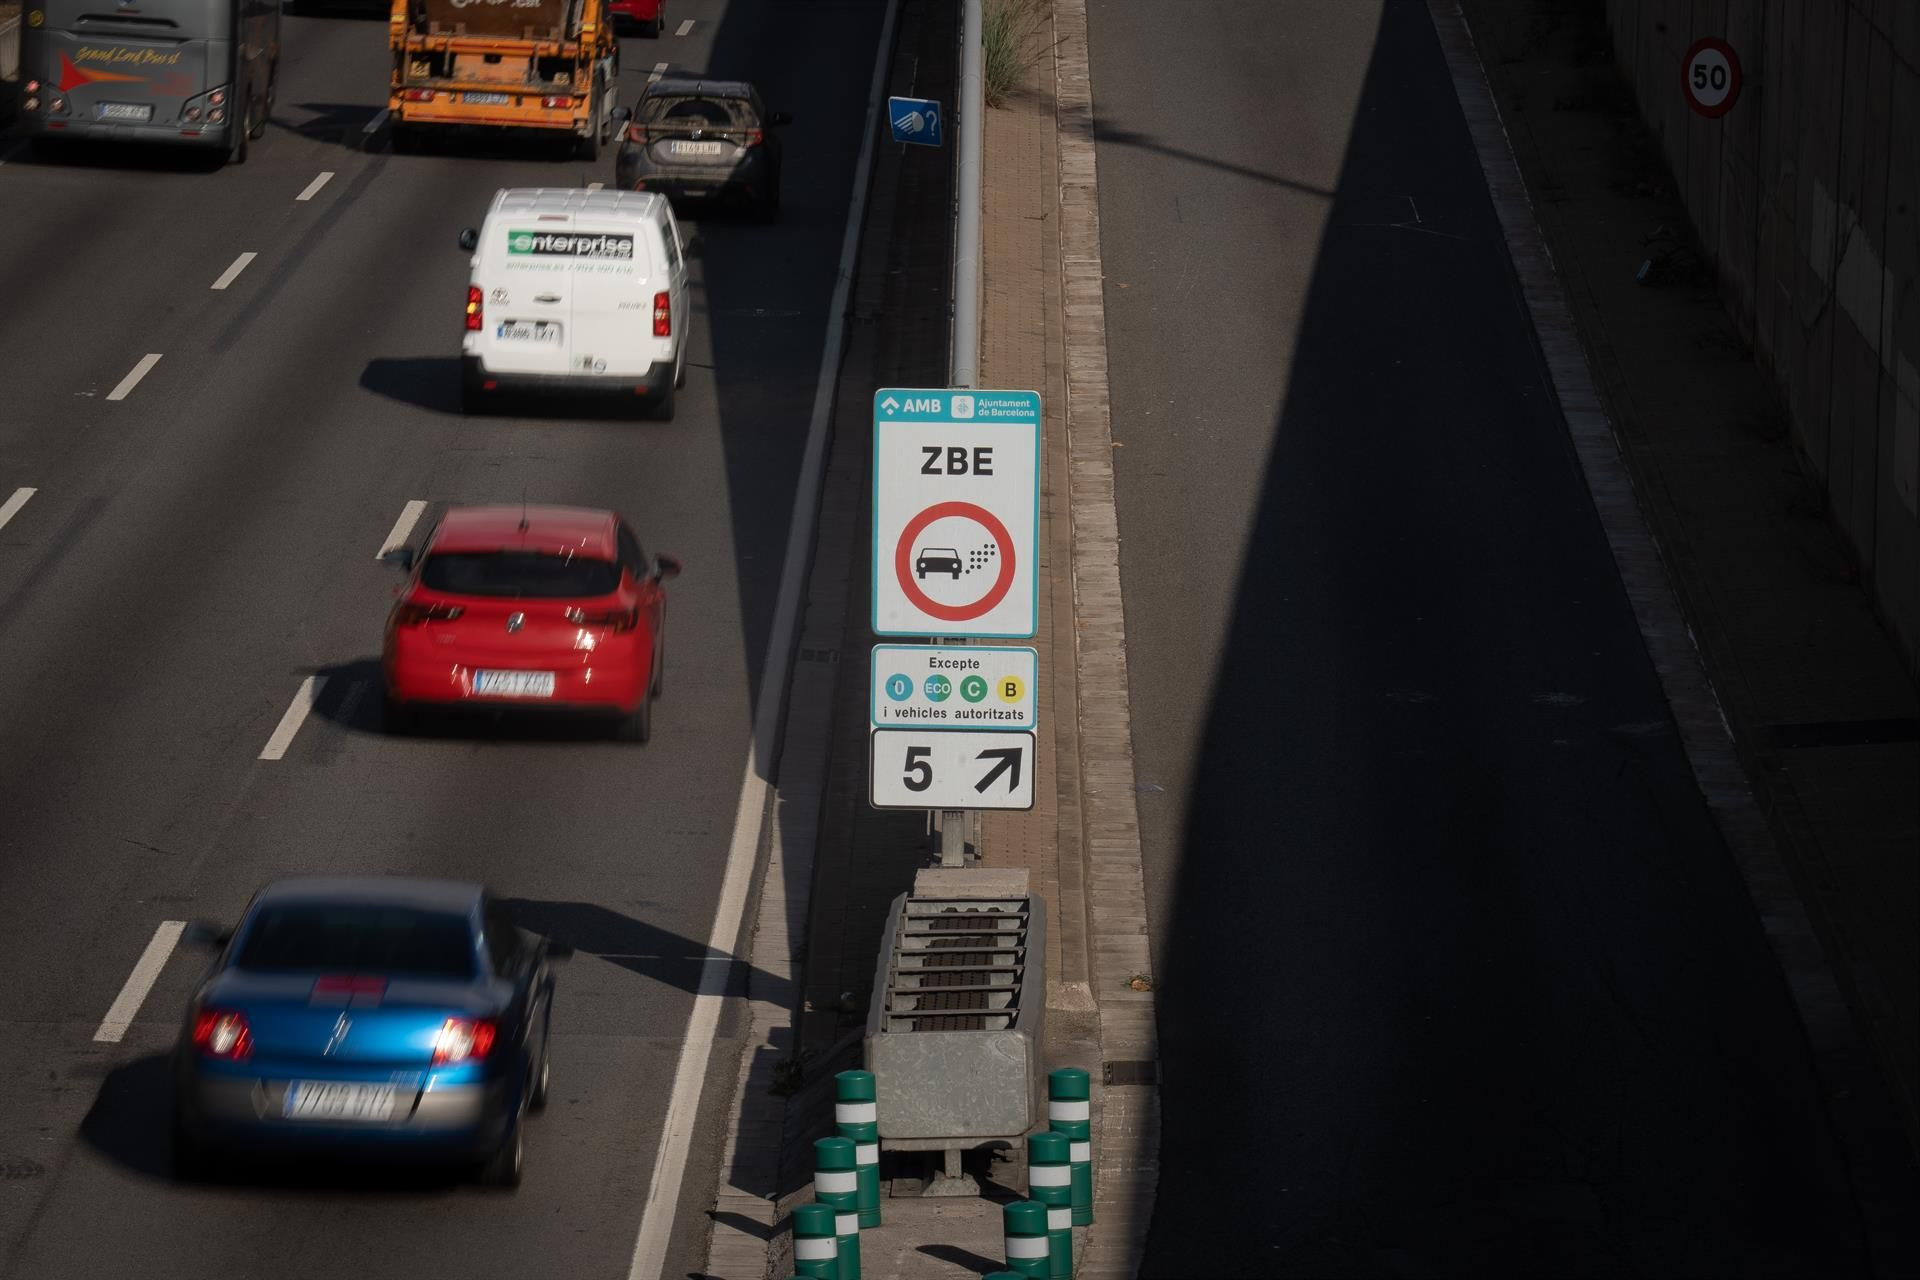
[
  {"x1": 872, "y1": 644, "x2": 1037, "y2": 731},
  {"x1": 869, "y1": 729, "x2": 1035, "y2": 810},
  {"x1": 872, "y1": 389, "x2": 1039, "y2": 638}
]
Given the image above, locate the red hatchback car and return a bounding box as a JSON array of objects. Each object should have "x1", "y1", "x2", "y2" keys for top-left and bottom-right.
[
  {"x1": 381, "y1": 505, "x2": 680, "y2": 741},
  {"x1": 608, "y1": 0, "x2": 666, "y2": 36}
]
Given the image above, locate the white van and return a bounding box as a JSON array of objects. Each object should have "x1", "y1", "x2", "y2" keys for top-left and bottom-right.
[{"x1": 458, "y1": 188, "x2": 694, "y2": 419}]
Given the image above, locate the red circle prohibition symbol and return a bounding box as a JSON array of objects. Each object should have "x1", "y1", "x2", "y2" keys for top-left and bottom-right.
[
  {"x1": 894, "y1": 501, "x2": 1017, "y2": 623},
  {"x1": 1682, "y1": 36, "x2": 1741, "y2": 119}
]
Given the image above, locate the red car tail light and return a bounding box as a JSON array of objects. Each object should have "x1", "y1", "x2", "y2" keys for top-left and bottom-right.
[
  {"x1": 192, "y1": 1009, "x2": 253, "y2": 1060},
  {"x1": 742, "y1": 128, "x2": 764, "y2": 148},
  {"x1": 652, "y1": 291, "x2": 670, "y2": 338},
  {"x1": 432, "y1": 1017, "x2": 497, "y2": 1064},
  {"x1": 465, "y1": 285, "x2": 483, "y2": 331},
  {"x1": 394, "y1": 600, "x2": 465, "y2": 625},
  {"x1": 625, "y1": 124, "x2": 651, "y2": 144},
  {"x1": 565, "y1": 606, "x2": 640, "y2": 632}
]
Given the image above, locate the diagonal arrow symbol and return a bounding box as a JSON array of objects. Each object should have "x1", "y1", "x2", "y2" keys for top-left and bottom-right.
[{"x1": 974, "y1": 747, "x2": 1023, "y2": 794}]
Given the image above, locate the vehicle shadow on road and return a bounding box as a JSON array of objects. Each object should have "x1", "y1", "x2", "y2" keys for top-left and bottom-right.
[
  {"x1": 502, "y1": 898, "x2": 769, "y2": 998},
  {"x1": 270, "y1": 101, "x2": 386, "y2": 150},
  {"x1": 359, "y1": 355, "x2": 678, "y2": 423},
  {"x1": 78, "y1": 1053, "x2": 460, "y2": 1193},
  {"x1": 307, "y1": 656, "x2": 643, "y2": 744}
]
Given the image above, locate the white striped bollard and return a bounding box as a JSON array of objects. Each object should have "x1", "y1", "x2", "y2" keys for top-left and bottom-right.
[
  {"x1": 1047, "y1": 1066, "x2": 1094, "y2": 1225},
  {"x1": 813, "y1": 1136, "x2": 861, "y2": 1280},
  {"x1": 834, "y1": 1069, "x2": 882, "y2": 1227},
  {"x1": 1027, "y1": 1130, "x2": 1073, "y2": 1278},
  {"x1": 791, "y1": 1202, "x2": 839, "y2": 1279},
  {"x1": 1001, "y1": 1200, "x2": 1049, "y2": 1278}
]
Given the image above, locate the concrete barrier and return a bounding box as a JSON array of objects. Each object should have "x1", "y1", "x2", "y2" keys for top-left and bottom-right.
[{"x1": 1604, "y1": 0, "x2": 1920, "y2": 677}]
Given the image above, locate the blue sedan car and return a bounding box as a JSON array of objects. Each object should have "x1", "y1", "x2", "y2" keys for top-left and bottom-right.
[{"x1": 170, "y1": 877, "x2": 570, "y2": 1187}]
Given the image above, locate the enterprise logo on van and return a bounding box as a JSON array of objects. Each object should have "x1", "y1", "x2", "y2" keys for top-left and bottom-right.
[{"x1": 506, "y1": 231, "x2": 635, "y2": 259}]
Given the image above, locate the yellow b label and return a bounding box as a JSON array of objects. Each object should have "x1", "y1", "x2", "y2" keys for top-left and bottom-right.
[
  {"x1": 997, "y1": 675, "x2": 1026, "y2": 703},
  {"x1": 27, "y1": 9, "x2": 44, "y2": 25}
]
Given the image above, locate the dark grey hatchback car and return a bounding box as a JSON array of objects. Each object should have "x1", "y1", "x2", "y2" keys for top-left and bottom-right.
[{"x1": 612, "y1": 79, "x2": 793, "y2": 220}]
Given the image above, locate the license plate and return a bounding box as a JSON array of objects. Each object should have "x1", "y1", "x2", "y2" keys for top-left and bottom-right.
[
  {"x1": 284, "y1": 1081, "x2": 397, "y2": 1122},
  {"x1": 669, "y1": 140, "x2": 724, "y2": 156},
  {"x1": 95, "y1": 102, "x2": 154, "y2": 123},
  {"x1": 496, "y1": 320, "x2": 561, "y2": 343},
  {"x1": 464, "y1": 91, "x2": 511, "y2": 106},
  {"x1": 473, "y1": 670, "x2": 556, "y2": 698}
]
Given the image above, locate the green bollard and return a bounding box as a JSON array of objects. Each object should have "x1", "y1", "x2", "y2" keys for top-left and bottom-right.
[
  {"x1": 834, "y1": 1069, "x2": 882, "y2": 1227},
  {"x1": 813, "y1": 1137, "x2": 861, "y2": 1280},
  {"x1": 984, "y1": 1274, "x2": 1026, "y2": 1280},
  {"x1": 792, "y1": 1202, "x2": 839, "y2": 1279},
  {"x1": 1047, "y1": 1066, "x2": 1094, "y2": 1225},
  {"x1": 1027, "y1": 1130, "x2": 1073, "y2": 1279},
  {"x1": 1001, "y1": 1200, "x2": 1050, "y2": 1278}
]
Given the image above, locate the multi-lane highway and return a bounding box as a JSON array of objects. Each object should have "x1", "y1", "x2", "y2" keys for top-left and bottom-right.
[
  {"x1": 1085, "y1": 0, "x2": 1916, "y2": 1275},
  {"x1": 0, "y1": 1, "x2": 883, "y2": 1276}
]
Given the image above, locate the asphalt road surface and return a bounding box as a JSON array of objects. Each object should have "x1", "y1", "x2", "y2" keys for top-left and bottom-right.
[
  {"x1": 1085, "y1": 0, "x2": 1917, "y2": 1276},
  {"x1": 0, "y1": 1, "x2": 882, "y2": 1276}
]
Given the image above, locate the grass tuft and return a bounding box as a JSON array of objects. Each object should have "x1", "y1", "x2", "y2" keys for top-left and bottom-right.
[{"x1": 982, "y1": 0, "x2": 1046, "y2": 108}]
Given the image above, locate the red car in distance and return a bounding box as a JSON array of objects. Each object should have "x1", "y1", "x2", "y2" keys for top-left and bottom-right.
[
  {"x1": 609, "y1": 0, "x2": 667, "y2": 37},
  {"x1": 381, "y1": 505, "x2": 679, "y2": 741}
]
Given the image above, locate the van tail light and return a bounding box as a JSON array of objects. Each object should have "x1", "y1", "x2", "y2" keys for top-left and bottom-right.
[
  {"x1": 432, "y1": 1018, "x2": 498, "y2": 1065},
  {"x1": 653, "y1": 291, "x2": 670, "y2": 338},
  {"x1": 625, "y1": 124, "x2": 650, "y2": 144},
  {"x1": 465, "y1": 285, "x2": 483, "y2": 331},
  {"x1": 566, "y1": 606, "x2": 640, "y2": 632},
  {"x1": 192, "y1": 1009, "x2": 253, "y2": 1060},
  {"x1": 541, "y1": 95, "x2": 573, "y2": 109},
  {"x1": 394, "y1": 600, "x2": 465, "y2": 625},
  {"x1": 402, "y1": 88, "x2": 434, "y2": 102},
  {"x1": 742, "y1": 128, "x2": 764, "y2": 148}
]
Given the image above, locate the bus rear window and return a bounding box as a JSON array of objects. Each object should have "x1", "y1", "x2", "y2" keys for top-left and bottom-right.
[{"x1": 421, "y1": 551, "x2": 621, "y2": 598}]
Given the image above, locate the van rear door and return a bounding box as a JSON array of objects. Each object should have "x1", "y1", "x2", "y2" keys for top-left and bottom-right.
[
  {"x1": 564, "y1": 220, "x2": 655, "y2": 379},
  {"x1": 477, "y1": 219, "x2": 583, "y2": 377}
]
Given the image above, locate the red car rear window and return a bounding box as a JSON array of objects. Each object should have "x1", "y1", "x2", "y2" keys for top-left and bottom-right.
[{"x1": 421, "y1": 551, "x2": 620, "y2": 599}]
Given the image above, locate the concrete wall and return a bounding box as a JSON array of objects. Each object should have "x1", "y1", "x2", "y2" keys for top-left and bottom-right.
[{"x1": 1605, "y1": 0, "x2": 1920, "y2": 677}]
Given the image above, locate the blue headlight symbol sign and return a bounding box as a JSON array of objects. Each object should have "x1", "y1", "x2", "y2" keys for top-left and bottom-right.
[{"x1": 888, "y1": 96, "x2": 943, "y2": 147}]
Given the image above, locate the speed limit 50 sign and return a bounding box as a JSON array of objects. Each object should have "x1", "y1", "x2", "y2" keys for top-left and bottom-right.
[{"x1": 1683, "y1": 37, "x2": 1741, "y2": 118}]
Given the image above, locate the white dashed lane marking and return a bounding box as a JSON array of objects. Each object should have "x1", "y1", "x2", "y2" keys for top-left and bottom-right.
[
  {"x1": 296, "y1": 171, "x2": 334, "y2": 201},
  {"x1": 0, "y1": 488, "x2": 36, "y2": 533},
  {"x1": 93, "y1": 921, "x2": 186, "y2": 1043},
  {"x1": 676, "y1": 18, "x2": 693, "y2": 35},
  {"x1": 106, "y1": 354, "x2": 162, "y2": 402},
  {"x1": 210, "y1": 252, "x2": 257, "y2": 291},
  {"x1": 259, "y1": 675, "x2": 327, "y2": 761},
  {"x1": 376, "y1": 499, "x2": 427, "y2": 560}
]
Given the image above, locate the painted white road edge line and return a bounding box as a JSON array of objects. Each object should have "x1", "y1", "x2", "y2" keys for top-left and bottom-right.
[
  {"x1": 376, "y1": 499, "x2": 428, "y2": 560},
  {"x1": 0, "y1": 487, "x2": 36, "y2": 533},
  {"x1": 93, "y1": 921, "x2": 186, "y2": 1043},
  {"x1": 106, "y1": 353, "x2": 162, "y2": 402},
  {"x1": 675, "y1": 17, "x2": 693, "y2": 35},
  {"x1": 296, "y1": 170, "x2": 334, "y2": 201},
  {"x1": 624, "y1": 1, "x2": 902, "y2": 1276},
  {"x1": 210, "y1": 251, "x2": 257, "y2": 291},
  {"x1": 259, "y1": 674, "x2": 326, "y2": 761}
]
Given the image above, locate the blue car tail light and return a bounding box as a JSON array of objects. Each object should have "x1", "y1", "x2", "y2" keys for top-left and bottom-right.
[
  {"x1": 193, "y1": 1009, "x2": 254, "y2": 1060},
  {"x1": 431, "y1": 1017, "x2": 497, "y2": 1065}
]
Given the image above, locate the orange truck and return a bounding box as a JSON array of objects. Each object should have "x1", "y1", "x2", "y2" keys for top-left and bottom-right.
[{"x1": 388, "y1": 0, "x2": 621, "y2": 158}]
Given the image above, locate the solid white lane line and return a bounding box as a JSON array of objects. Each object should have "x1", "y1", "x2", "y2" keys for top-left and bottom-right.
[
  {"x1": 376, "y1": 499, "x2": 427, "y2": 560},
  {"x1": 259, "y1": 675, "x2": 326, "y2": 761},
  {"x1": 93, "y1": 921, "x2": 186, "y2": 1043},
  {"x1": 675, "y1": 17, "x2": 693, "y2": 35},
  {"x1": 296, "y1": 170, "x2": 334, "y2": 201},
  {"x1": 623, "y1": 1, "x2": 902, "y2": 1276},
  {"x1": 106, "y1": 354, "x2": 162, "y2": 402},
  {"x1": 210, "y1": 251, "x2": 257, "y2": 291},
  {"x1": 648, "y1": 61, "x2": 669, "y2": 84},
  {"x1": 0, "y1": 488, "x2": 36, "y2": 533}
]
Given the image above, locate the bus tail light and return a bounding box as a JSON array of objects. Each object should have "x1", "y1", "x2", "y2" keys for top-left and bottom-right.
[
  {"x1": 652, "y1": 291, "x2": 670, "y2": 338},
  {"x1": 465, "y1": 285, "x2": 484, "y2": 331}
]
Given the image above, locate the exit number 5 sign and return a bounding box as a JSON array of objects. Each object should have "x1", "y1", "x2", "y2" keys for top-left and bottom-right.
[{"x1": 872, "y1": 389, "x2": 1040, "y2": 638}]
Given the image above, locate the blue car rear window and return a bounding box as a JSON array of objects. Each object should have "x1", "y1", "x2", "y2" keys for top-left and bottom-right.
[
  {"x1": 420, "y1": 551, "x2": 620, "y2": 599},
  {"x1": 234, "y1": 904, "x2": 477, "y2": 978}
]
